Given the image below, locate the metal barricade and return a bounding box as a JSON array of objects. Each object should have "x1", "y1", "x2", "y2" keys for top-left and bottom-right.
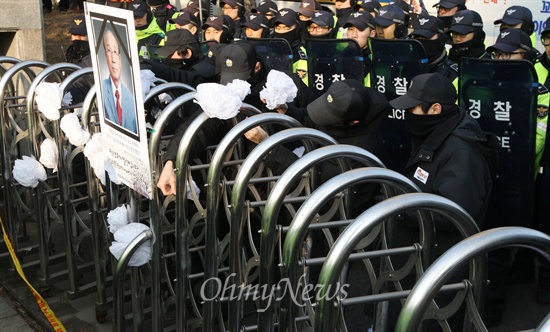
[
  {"x1": 0, "y1": 60, "x2": 48, "y2": 265},
  {"x1": 147, "y1": 91, "x2": 197, "y2": 332},
  {"x1": 229, "y1": 127, "x2": 338, "y2": 331},
  {"x1": 202, "y1": 112, "x2": 298, "y2": 331},
  {"x1": 281, "y1": 166, "x2": 423, "y2": 332},
  {"x1": 56, "y1": 67, "x2": 97, "y2": 300},
  {"x1": 396, "y1": 227, "x2": 550, "y2": 332},
  {"x1": 253, "y1": 145, "x2": 386, "y2": 331},
  {"x1": 314, "y1": 193, "x2": 482, "y2": 332},
  {"x1": 80, "y1": 85, "x2": 112, "y2": 322},
  {"x1": 25, "y1": 63, "x2": 81, "y2": 293}
]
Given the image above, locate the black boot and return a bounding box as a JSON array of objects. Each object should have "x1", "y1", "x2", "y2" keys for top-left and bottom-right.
[{"x1": 537, "y1": 266, "x2": 550, "y2": 304}]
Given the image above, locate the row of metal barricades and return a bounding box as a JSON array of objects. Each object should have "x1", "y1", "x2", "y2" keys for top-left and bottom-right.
[{"x1": 2, "y1": 53, "x2": 550, "y2": 332}]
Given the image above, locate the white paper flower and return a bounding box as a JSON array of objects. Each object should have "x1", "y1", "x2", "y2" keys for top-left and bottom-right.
[
  {"x1": 35, "y1": 82, "x2": 62, "y2": 120},
  {"x1": 226, "y1": 79, "x2": 251, "y2": 101},
  {"x1": 60, "y1": 113, "x2": 90, "y2": 146},
  {"x1": 158, "y1": 92, "x2": 173, "y2": 104},
  {"x1": 187, "y1": 179, "x2": 200, "y2": 200},
  {"x1": 62, "y1": 91, "x2": 73, "y2": 106},
  {"x1": 13, "y1": 156, "x2": 47, "y2": 188},
  {"x1": 84, "y1": 134, "x2": 105, "y2": 183},
  {"x1": 109, "y1": 222, "x2": 152, "y2": 267},
  {"x1": 141, "y1": 69, "x2": 157, "y2": 100},
  {"x1": 194, "y1": 83, "x2": 242, "y2": 120},
  {"x1": 259, "y1": 70, "x2": 298, "y2": 110},
  {"x1": 107, "y1": 204, "x2": 131, "y2": 234},
  {"x1": 39, "y1": 139, "x2": 58, "y2": 172}
]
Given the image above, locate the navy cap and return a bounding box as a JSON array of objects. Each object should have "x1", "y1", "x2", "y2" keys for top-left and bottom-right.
[
  {"x1": 353, "y1": 0, "x2": 381, "y2": 14},
  {"x1": 221, "y1": 0, "x2": 244, "y2": 8},
  {"x1": 375, "y1": 4, "x2": 405, "y2": 27},
  {"x1": 542, "y1": 17, "x2": 550, "y2": 35},
  {"x1": 390, "y1": 73, "x2": 457, "y2": 109},
  {"x1": 252, "y1": 0, "x2": 279, "y2": 15},
  {"x1": 344, "y1": 11, "x2": 376, "y2": 30},
  {"x1": 274, "y1": 8, "x2": 298, "y2": 27},
  {"x1": 309, "y1": 11, "x2": 334, "y2": 28},
  {"x1": 432, "y1": 0, "x2": 465, "y2": 9},
  {"x1": 156, "y1": 29, "x2": 198, "y2": 57},
  {"x1": 448, "y1": 10, "x2": 483, "y2": 34},
  {"x1": 487, "y1": 28, "x2": 533, "y2": 53},
  {"x1": 494, "y1": 6, "x2": 533, "y2": 26},
  {"x1": 202, "y1": 15, "x2": 232, "y2": 31},
  {"x1": 307, "y1": 79, "x2": 368, "y2": 126},
  {"x1": 410, "y1": 15, "x2": 443, "y2": 38},
  {"x1": 297, "y1": 0, "x2": 318, "y2": 17},
  {"x1": 69, "y1": 15, "x2": 87, "y2": 35},
  {"x1": 170, "y1": 11, "x2": 200, "y2": 27},
  {"x1": 130, "y1": 0, "x2": 149, "y2": 18},
  {"x1": 242, "y1": 13, "x2": 270, "y2": 30}
]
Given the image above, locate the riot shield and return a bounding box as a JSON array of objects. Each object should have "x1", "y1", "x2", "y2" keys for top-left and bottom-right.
[
  {"x1": 539, "y1": 133, "x2": 550, "y2": 234},
  {"x1": 459, "y1": 58, "x2": 537, "y2": 228},
  {"x1": 369, "y1": 38, "x2": 428, "y2": 172},
  {"x1": 240, "y1": 38, "x2": 293, "y2": 72},
  {"x1": 305, "y1": 38, "x2": 364, "y2": 97}
]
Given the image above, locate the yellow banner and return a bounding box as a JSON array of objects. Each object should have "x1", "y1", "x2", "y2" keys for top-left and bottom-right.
[{"x1": 0, "y1": 218, "x2": 67, "y2": 332}]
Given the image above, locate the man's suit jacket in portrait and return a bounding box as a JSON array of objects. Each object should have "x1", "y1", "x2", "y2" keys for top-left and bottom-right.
[{"x1": 102, "y1": 77, "x2": 138, "y2": 134}]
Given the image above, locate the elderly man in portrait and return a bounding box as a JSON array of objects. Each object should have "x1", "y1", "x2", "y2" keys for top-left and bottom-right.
[{"x1": 101, "y1": 29, "x2": 138, "y2": 134}]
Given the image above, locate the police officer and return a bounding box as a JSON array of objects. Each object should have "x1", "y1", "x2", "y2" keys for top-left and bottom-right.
[
  {"x1": 409, "y1": 14, "x2": 458, "y2": 83},
  {"x1": 482, "y1": 27, "x2": 549, "y2": 327},
  {"x1": 494, "y1": 6, "x2": 537, "y2": 50},
  {"x1": 272, "y1": 8, "x2": 309, "y2": 85},
  {"x1": 432, "y1": 0, "x2": 466, "y2": 32},
  {"x1": 65, "y1": 15, "x2": 92, "y2": 68},
  {"x1": 306, "y1": 11, "x2": 336, "y2": 39},
  {"x1": 221, "y1": 0, "x2": 247, "y2": 39},
  {"x1": 202, "y1": 15, "x2": 235, "y2": 44},
  {"x1": 344, "y1": 11, "x2": 376, "y2": 84},
  {"x1": 147, "y1": 0, "x2": 179, "y2": 33},
  {"x1": 240, "y1": 12, "x2": 270, "y2": 39},
  {"x1": 374, "y1": 4, "x2": 408, "y2": 40},
  {"x1": 447, "y1": 10, "x2": 488, "y2": 63},
  {"x1": 169, "y1": 11, "x2": 201, "y2": 37},
  {"x1": 130, "y1": 0, "x2": 165, "y2": 57}
]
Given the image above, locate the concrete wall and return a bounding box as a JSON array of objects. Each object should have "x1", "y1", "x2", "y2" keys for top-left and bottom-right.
[{"x1": 0, "y1": 0, "x2": 45, "y2": 61}]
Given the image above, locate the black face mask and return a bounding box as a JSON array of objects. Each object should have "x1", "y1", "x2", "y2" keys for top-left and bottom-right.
[
  {"x1": 405, "y1": 108, "x2": 458, "y2": 146},
  {"x1": 165, "y1": 58, "x2": 184, "y2": 69},
  {"x1": 417, "y1": 38, "x2": 445, "y2": 62},
  {"x1": 439, "y1": 16, "x2": 453, "y2": 30},
  {"x1": 448, "y1": 39, "x2": 485, "y2": 62},
  {"x1": 274, "y1": 28, "x2": 301, "y2": 46},
  {"x1": 65, "y1": 40, "x2": 91, "y2": 63}
]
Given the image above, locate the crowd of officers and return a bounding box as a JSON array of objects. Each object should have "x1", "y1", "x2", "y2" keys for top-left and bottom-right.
[{"x1": 62, "y1": 0, "x2": 550, "y2": 328}]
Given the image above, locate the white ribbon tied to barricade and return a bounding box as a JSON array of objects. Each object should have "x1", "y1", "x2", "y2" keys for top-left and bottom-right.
[
  {"x1": 39, "y1": 138, "x2": 58, "y2": 172},
  {"x1": 35, "y1": 82, "x2": 73, "y2": 121},
  {"x1": 83, "y1": 133, "x2": 119, "y2": 185},
  {"x1": 60, "y1": 113, "x2": 90, "y2": 146},
  {"x1": 107, "y1": 204, "x2": 131, "y2": 234},
  {"x1": 140, "y1": 69, "x2": 156, "y2": 100},
  {"x1": 13, "y1": 156, "x2": 47, "y2": 188},
  {"x1": 259, "y1": 70, "x2": 298, "y2": 110},
  {"x1": 109, "y1": 222, "x2": 152, "y2": 267},
  {"x1": 194, "y1": 79, "x2": 251, "y2": 119}
]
